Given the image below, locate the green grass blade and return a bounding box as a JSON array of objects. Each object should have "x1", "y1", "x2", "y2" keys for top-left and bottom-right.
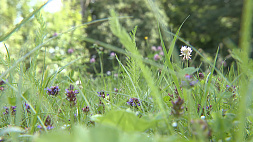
[
  {"x1": 200, "y1": 47, "x2": 219, "y2": 117},
  {"x1": 158, "y1": 16, "x2": 189, "y2": 97},
  {"x1": 0, "y1": 0, "x2": 51, "y2": 42}
]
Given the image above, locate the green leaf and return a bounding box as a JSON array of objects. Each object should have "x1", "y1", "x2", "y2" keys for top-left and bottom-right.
[
  {"x1": 163, "y1": 96, "x2": 172, "y2": 107},
  {"x1": 0, "y1": 1, "x2": 50, "y2": 42},
  {"x1": 8, "y1": 97, "x2": 16, "y2": 106},
  {"x1": 0, "y1": 126, "x2": 25, "y2": 136},
  {"x1": 91, "y1": 109, "x2": 157, "y2": 132},
  {"x1": 90, "y1": 125, "x2": 119, "y2": 142}
]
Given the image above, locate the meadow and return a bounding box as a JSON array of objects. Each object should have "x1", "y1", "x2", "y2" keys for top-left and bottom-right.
[{"x1": 0, "y1": 0, "x2": 253, "y2": 142}]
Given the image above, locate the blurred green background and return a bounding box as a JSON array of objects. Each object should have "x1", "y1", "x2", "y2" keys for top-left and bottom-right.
[{"x1": 0, "y1": 0, "x2": 250, "y2": 76}]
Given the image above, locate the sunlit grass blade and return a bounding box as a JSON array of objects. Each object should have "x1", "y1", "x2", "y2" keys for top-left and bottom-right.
[
  {"x1": 236, "y1": 0, "x2": 253, "y2": 140},
  {"x1": 0, "y1": 0, "x2": 51, "y2": 42}
]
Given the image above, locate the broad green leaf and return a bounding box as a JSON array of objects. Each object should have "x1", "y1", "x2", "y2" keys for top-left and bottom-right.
[{"x1": 91, "y1": 110, "x2": 157, "y2": 132}]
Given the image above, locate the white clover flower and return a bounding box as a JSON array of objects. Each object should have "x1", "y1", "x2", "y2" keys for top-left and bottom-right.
[{"x1": 179, "y1": 46, "x2": 192, "y2": 60}]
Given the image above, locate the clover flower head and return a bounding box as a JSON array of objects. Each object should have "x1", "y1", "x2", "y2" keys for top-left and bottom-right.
[
  {"x1": 110, "y1": 52, "x2": 116, "y2": 58},
  {"x1": 159, "y1": 51, "x2": 164, "y2": 56},
  {"x1": 154, "y1": 54, "x2": 161, "y2": 61},
  {"x1": 180, "y1": 46, "x2": 192, "y2": 60},
  {"x1": 157, "y1": 46, "x2": 162, "y2": 51},
  {"x1": 67, "y1": 48, "x2": 74, "y2": 54},
  {"x1": 90, "y1": 57, "x2": 96, "y2": 63},
  {"x1": 151, "y1": 46, "x2": 157, "y2": 51}
]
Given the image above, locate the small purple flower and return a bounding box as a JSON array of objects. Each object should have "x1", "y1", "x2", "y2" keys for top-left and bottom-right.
[
  {"x1": 114, "y1": 88, "x2": 119, "y2": 93},
  {"x1": 154, "y1": 54, "x2": 161, "y2": 61},
  {"x1": 185, "y1": 74, "x2": 192, "y2": 80},
  {"x1": 106, "y1": 71, "x2": 111, "y2": 76},
  {"x1": 24, "y1": 103, "x2": 30, "y2": 113},
  {"x1": 3, "y1": 106, "x2": 9, "y2": 115},
  {"x1": 157, "y1": 46, "x2": 162, "y2": 51},
  {"x1": 0, "y1": 80, "x2": 6, "y2": 86},
  {"x1": 159, "y1": 51, "x2": 164, "y2": 56},
  {"x1": 53, "y1": 32, "x2": 58, "y2": 37},
  {"x1": 181, "y1": 74, "x2": 198, "y2": 87},
  {"x1": 66, "y1": 85, "x2": 79, "y2": 106},
  {"x1": 98, "y1": 91, "x2": 109, "y2": 99},
  {"x1": 127, "y1": 98, "x2": 141, "y2": 107},
  {"x1": 45, "y1": 86, "x2": 60, "y2": 96},
  {"x1": 38, "y1": 115, "x2": 54, "y2": 130},
  {"x1": 198, "y1": 73, "x2": 204, "y2": 79},
  {"x1": 198, "y1": 104, "x2": 212, "y2": 115},
  {"x1": 3, "y1": 106, "x2": 16, "y2": 115},
  {"x1": 67, "y1": 48, "x2": 74, "y2": 54},
  {"x1": 90, "y1": 57, "x2": 96, "y2": 63},
  {"x1": 37, "y1": 125, "x2": 42, "y2": 129},
  {"x1": 46, "y1": 125, "x2": 54, "y2": 130},
  {"x1": 171, "y1": 97, "x2": 184, "y2": 117},
  {"x1": 0, "y1": 79, "x2": 7, "y2": 91},
  {"x1": 110, "y1": 52, "x2": 116, "y2": 58},
  {"x1": 82, "y1": 106, "x2": 89, "y2": 113},
  {"x1": 151, "y1": 46, "x2": 157, "y2": 51},
  {"x1": 226, "y1": 85, "x2": 236, "y2": 97},
  {"x1": 189, "y1": 80, "x2": 199, "y2": 86}
]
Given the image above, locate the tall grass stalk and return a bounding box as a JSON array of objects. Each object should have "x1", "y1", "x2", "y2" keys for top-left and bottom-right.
[{"x1": 236, "y1": 0, "x2": 253, "y2": 141}]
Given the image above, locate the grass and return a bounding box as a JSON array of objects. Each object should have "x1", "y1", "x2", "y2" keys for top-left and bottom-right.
[{"x1": 0, "y1": 0, "x2": 252, "y2": 142}]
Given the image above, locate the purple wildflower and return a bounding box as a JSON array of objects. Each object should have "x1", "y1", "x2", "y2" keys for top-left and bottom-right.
[
  {"x1": 157, "y1": 46, "x2": 162, "y2": 51},
  {"x1": 151, "y1": 46, "x2": 157, "y2": 51},
  {"x1": 181, "y1": 74, "x2": 199, "y2": 87},
  {"x1": 82, "y1": 106, "x2": 89, "y2": 113},
  {"x1": 0, "y1": 79, "x2": 7, "y2": 91},
  {"x1": 67, "y1": 48, "x2": 74, "y2": 54},
  {"x1": 171, "y1": 97, "x2": 184, "y2": 117},
  {"x1": 45, "y1": 86, "x2": 60, "y2": 96},
  {"x1": 66, "y1": 85, "x2": 79, "y2": 106},
  {"x1": 97, "y1": 91, "x2": 109, "y2": 99},
  {"x1": 127, "y1": 98, "x2": 141, "y2": 107},
  {"x1": 110, "y1": 52, "x2": 116, "y2": 58},
  {"x1": 3, "y1": 106, "x2": 16, "y2": 115},
  {"x1": 159, "y1": 51, "x2": 164, "y2": 56},
  {"x1": 226, "y1": 85, "x2": 237, "y2": 97},
  {"x1": 53, "y1": 32, "x2": 58, "y2": 37},
  {"x1": 90, "y1": 57, "x2": 96, "y2": 63},
  {"x1": 38, "y1": 115, "x2": 54, "y2": 130},
  {"x1": 197, "y1": 104, "x2": 212, "y2": 116},
  {"x1": 198, "y1": 73, "x2": 204, "y2": 79},
  {"x1": 154, "y1": 54, "x2": 161, "y2": 61},
  {"x1": 24, "y1": 103, "x2": 30, "y2": 113}
]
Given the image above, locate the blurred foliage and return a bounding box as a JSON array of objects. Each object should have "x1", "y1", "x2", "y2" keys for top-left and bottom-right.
[
  {"x1": 161, "y1": 0, "x2": 244, "y2": 53},
  {"x1": 0, "y1": 0, "x2": 251, "y2": 76}
]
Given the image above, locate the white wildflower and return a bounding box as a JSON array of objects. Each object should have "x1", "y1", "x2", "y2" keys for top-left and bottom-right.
[
  {"x1": 179, "y1": 46, "x2": 192, "y2": 60},
  {"x1": 201, "y1": 115, "x2": 205, "y2": 120},
  {"x1": 172, "y1": 122, "x2": 177, "y2": 127}
]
